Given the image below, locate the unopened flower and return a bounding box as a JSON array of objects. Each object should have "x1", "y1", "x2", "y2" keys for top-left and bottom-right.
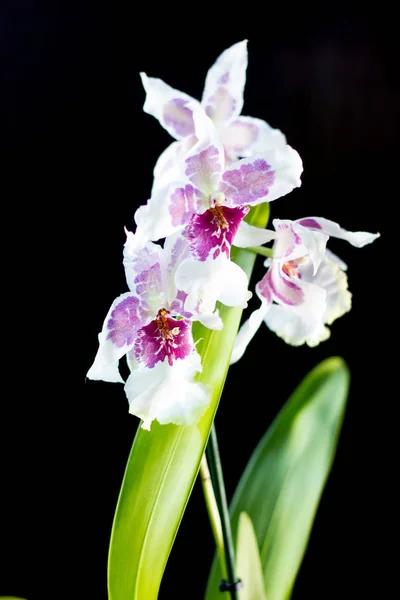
[
  {"x1": 140, "y1": 40, "x2": 287, "y2": 190},
  {"x1": 231, "y1": 217, "x2": 380, "y2": 362},
  {"x1": 87, "y1": 231, "x2": 219, "y2": 430}
]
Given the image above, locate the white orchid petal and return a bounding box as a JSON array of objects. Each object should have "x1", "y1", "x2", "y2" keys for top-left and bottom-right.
[
  {"x1": 230, "y1": 300, "x2": 269, "y2": 364},
  {"x1": 140, "y1": 73, "x2": 197, "y2": 140},
  {"x1": 176, "y1": 255, "x2": 251, "y2": 314},
  {"x1": 222, "y1": 115, "x2": 287, "y2": 161},
  {"x1": 296, "y1": 217, "x2": 380, "y2": 247},
  {"x1": 86, "y1": 292, "x2": 142, "y2": 383},
  {"x1": 125, "y1": 353, "x2": 211, "y2": 430},
  {"x1": 234, "y1": 221, "x2": 276, "y2": 248},
  {"x1": 221, "y1": 146, "x2": 303, "y2": 207},
  {"x1": 201, "y1": 40, "x2": 248, "y2": 124}
]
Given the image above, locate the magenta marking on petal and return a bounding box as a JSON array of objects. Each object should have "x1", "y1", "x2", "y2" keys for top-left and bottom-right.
[
  {"x1": 169, "y1": 289, "x2": 192, "y2": 319},
  {"x1": 256, "y1": 274, "x2": 272, "y2": 304},
  {"x1": 167, "y1": 235, "x2": 190, "y2": 273},
  {"x1": 106, "y1": 296, "x2": 140, "y2": 348},
  {"x1": 218, "y1": 72, "x2": 230, "y2": 85},
  {"x1": 185, "y1": 145, "x2": 222, "y2": 193},
  {"x1": 220, "y1": 159, "x2": 275, "y2": 206},
  {"x1": 134, "y1": 309, "x2": 193, "y2": 368},
  {"x1": 267, "y1": 266, "x2": 304, "y2": 306},
  {"x1": 274, "y1": 223, "x2": 302, "y2": 258},
  {"x1": 187, "y1": 205, "x2": 249, "y2": 261},
  {"x1": 297, "y1": 218, "x2": 322, "y2": 230},
  {"x1": 169, "y1": 185, "x2": 196, "y2": 228},
  {"x1": 163, "y1": 98, "x2": 195, "y2": 138}
]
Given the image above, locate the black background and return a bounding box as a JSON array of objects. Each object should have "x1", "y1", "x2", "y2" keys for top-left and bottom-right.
[{"x1": 1, "y1": 3, "x2": 395, "y2": 600}]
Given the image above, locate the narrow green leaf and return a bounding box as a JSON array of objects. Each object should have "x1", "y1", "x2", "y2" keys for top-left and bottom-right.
[
  {"x1": 206, "y1": 356, "x2": 349, "y2": 600},
  {"x1": 108, "y1": 204, "x2": 270, "y2": 600},
  {"x1": 0, "y1": 597, "x2": 28, "y2": 599},
  {"x1": 236, "y1": 512, "x2": 268, "y2": 600}
]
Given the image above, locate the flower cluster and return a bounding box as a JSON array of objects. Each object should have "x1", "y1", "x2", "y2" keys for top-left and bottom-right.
[{"x1": 87, "y1": 41, "x2": 379, "y2": 430}]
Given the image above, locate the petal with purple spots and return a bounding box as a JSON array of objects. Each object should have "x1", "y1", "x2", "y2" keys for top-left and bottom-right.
[
  {"x1": 86, "y1": 292, "x2": 141, "y2": 384},
  {"x1": 220, "y1": 156, "x2": 275, "y2": 206},
  {"x1": 134, "y1": 310, "x2": 193, "y2": 368},
  {"x1": 186, "y1": 205, "x2": 249, "y2": 261},
  {"x1": 169, "y1": 185, "x2": 196, "y2": 228},
  {"x1": 201, "y1": 40, "x2": 248, "y2": 124},
  {"x1": 185, "y1": 145, "x2": 222, "y2": 199},
  {"x1": 140, "y1": 73, "x2": 197, "y2": 140}
]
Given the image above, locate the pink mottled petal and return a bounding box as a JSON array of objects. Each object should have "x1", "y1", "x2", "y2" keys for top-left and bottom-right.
[
  {"x1": 221, "y1": 146, "x2": 303, "y2": 207},
  {"x1": 140, "y1": 73, "x2": 197, "y2": 140},
  {"x1": 201, "y1": 40, "x2": 248, "y2": 124},
  {"x1": 134, "y1": 312, "x2": 193, "y2": 368},
  {"x1": 182, "y1": 103, "x2": 225, "y2": 198},
  {"x1": 222, "y1": 116, "x2": 287, "y2": 161},
  {"x1": 296, "y1": 216, "x2": 380, "y2": 247},
  {"x1": 123, "y1": 235, "x2": 165, "y2": 319},
  {"x1": 86, "y1": 292, "x2": 141, "y2": 384},
  {"x1": 187, "y1": 205, "x2": 248, "y2": 261},
  {"x1": 125, "y1": 352, "x2": 210, "y2": 430}
]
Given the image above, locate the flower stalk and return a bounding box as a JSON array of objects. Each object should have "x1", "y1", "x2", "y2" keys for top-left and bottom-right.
[{"x1": 205, "y1": 423, "x2": 241, "y2": 599}]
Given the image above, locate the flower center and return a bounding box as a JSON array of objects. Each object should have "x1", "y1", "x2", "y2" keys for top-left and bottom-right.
[
  {"x1": 156, "y1": 308, "x2": 178, "y2": 340},
  {"x1": 210, "y1": 205, "x2": 229, "y2": 230},
  {"x1": 282, "y1": 262, "x2": 298, "y2": 278}
]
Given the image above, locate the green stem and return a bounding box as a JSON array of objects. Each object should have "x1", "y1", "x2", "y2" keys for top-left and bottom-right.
[
  {"x1": 247, "y1": 245, "x2": 273, "y2": 258},
  {"x1": 200, "y1": 456, "x2": 228, "y2": 581},
  {"x1": 206, "y1": 423, "x2": 239, "y2": 600}
]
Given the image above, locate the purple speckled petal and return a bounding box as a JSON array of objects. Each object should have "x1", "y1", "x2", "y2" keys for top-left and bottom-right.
[
  {"x1": 123, "y1": 235, "x2": 165, "y2": 319},
  {"x1": 106, "y1": 295, "x2": 141, "y2": 347},
  {"x1": 134, "y1": 310, "x2": 193, "y2": 368},
  {"x1": 220, "y1": 157, "x2": 275, "y2": 206},
  {"x1": 185, "y1": 145, "x2": 222, "y2": 199},
  {"x1": 201, "y1": 40, "x2": 248, "y2": 124},
  {"x1": 187, "y1": 205, "x2": 249, "y2": 261},
  {"x1": 169, "y1": 185, "x2": 196, "y2": 228},
  {"x1": 86, "y1": 292, "x2": 142, "y2": 384},
  {"x1": 140, "y1": 73, "x2": 196, "y2": 140}
]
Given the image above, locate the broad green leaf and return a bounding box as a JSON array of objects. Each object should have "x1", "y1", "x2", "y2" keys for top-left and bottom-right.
[
  {"x1": 108, "y1": 204, "x2": 270, "y2": 600},
  {"x1": 236, "y1": 512, "x2": 268, "y2": 600},
  {"x1": 206, "y1": 356, "x2": 349, "y2": 600}
]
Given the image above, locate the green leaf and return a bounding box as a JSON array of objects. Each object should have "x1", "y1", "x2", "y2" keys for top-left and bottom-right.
[
  {"x1": 236, "y1": 512, "x2": 268, "y2": 600},
  {"x1": 108, "y1": 204, "x2": 270, "y2": 600},
  {"x1": 206, "y1": 356, "x2": 349, "y2": 600},
  {"x1": 0, "y1": 597, "x2": 28, "y2": 599}
]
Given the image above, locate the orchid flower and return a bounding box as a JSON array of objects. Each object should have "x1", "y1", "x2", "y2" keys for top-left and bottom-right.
[
  {"x1": 140, "y1": 39, "x2": 287, "y2": 190},
  {"x1": 87, "y1": 231, "x2": 221, "y2": 430},
  {"x1": 231, "y1": 217, "x2": 380, "y2": 362},
  {"x1": 134, "y1": 102, "x2": 303, "y2": 315}
]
